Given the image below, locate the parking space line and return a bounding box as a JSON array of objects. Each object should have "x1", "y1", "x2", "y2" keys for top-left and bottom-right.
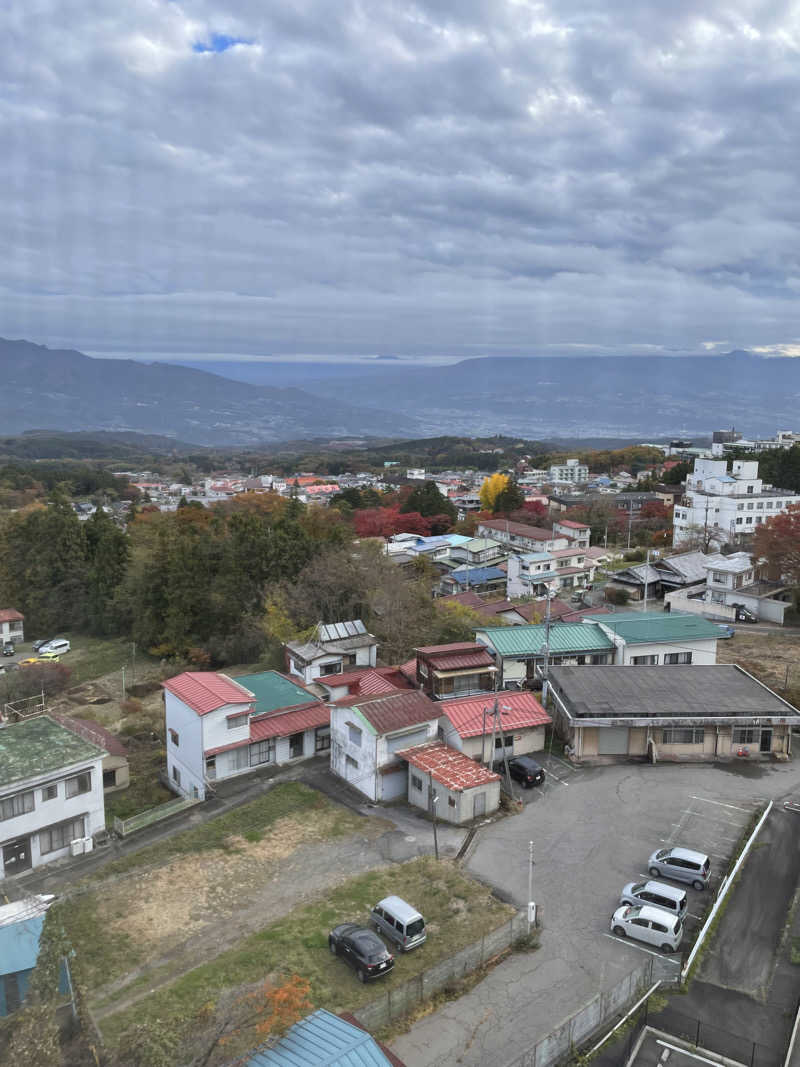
[
  {"x1": 602, "y1": 933, "x2": 681, "y2": 963},
  {"x1": 687, "y1": 913, "x2": 705, "y2": 921},
  {"x1": 544, "y1": 769, "x2": 569, "y2": 786},
  {"x1": 545, "y1": 754, "x2": 576, "y2": 772},
  {"x1": 689, "y1": 795, "x2": 751, "y2": 813},
  {"x1": 656, "y1": 1039, "x2": 736, "y2": 1065}
]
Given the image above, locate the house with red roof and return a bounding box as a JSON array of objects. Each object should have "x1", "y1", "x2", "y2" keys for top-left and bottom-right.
[
  {"x1": 552, "y1": 519, "x2": 591, "y2": 550},
  {"x1": 162, "y1": 670, "x2": 328, "y2": 799},
  {"x1": 413, "y1": 642, "x2": 497, "y2": 701},
  {"x1": 437, "y1": 691, "x2": 551, "y2": 764},
  {"x1": 0, "y1": 609, "x2": 24, "y2": 645},
  {"x1": 394, "y1": 741, "x2": 501, "y2": 824},
  {"x1": 329, "y1": 690, "x2": 441, "y2": 802}
]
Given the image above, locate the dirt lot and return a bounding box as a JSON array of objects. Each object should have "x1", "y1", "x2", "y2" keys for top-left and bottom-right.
[{"x1": 717, "y1": 629, "x2": 800, "y2": 705}]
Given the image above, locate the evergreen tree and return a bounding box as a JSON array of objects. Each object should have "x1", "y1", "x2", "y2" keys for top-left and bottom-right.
[
  {"x1": 84, "y1": 508, "x2": 129, "y2": 634},
  {"x1": 401, "y1": 481, "x2": 456, "y2": 522}
]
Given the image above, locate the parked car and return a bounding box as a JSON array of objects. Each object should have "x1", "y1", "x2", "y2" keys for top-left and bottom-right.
[
  {"x1": 619, "y1": 880, "x2": 687, "y2": 918},
  {"x1": 18, "y1": 657, "x2": 41, "y2": 667},
  {"x1": 32, "y1": 638, "x2": 52, "y2": 652},
  {"x1": 329, "y1": 923, "x2": 394, "y2": 982},
  {"x1": 503, "y1": 755, "x2": 546, "y2": 788},
  {"x1": 38, "y1": 651, "x2": 61, "y2": 662},
  {"x1": 39, "y1": 638, "x2": 70, "y2": 656},
  {"x1": 716, "y1": 624, "x2": 735, "y2": 639},
  {"x1": 2, "y1": 642, "x2": 14, "y2": 657},
  {"x1": 648, "y1": 847, "x2": 711, "y2": 891},
  {"x1": 731, "y1": 604, "x2": 757, "y2": 623},
  {"x1": 371, "y1": 896, "x2": 426, "y2": 952},
  {"x1": 610, "y1": 904, "x2": 683, "y2": 953}
]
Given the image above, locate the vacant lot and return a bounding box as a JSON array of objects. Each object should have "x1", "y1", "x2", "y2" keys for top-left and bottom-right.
[
  {"x1": 717, "y1": 629, "x2": 800, "y2": 705},
  {"x1": 97, "y1": 854, "x2": 514, "y2": 1065}
]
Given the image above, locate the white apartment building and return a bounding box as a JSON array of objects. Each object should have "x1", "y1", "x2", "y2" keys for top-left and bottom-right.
[
  {"x1": 549, "y1": 459, "x2": 589, "y2": 484},
  {"x1": 673, "y1": 458, "x2": 800, "y2": 548},
  {"x1": 0, "y1": 716, "x2": 106, "y2": 879}
]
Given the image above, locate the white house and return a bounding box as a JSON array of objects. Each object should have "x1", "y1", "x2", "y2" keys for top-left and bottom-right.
[
  {"x1": 0, "y1": 610, "x2": 24, "y2": 645},
  {"x1": 665, "y1": 552, "x2": 792, "y2": 625},
  {"x1": 673, "y1": 457, "x2": 800, "y2": 548},
  {"x1": 549, "y1": 459, "x2": 589, "y2": 484},
  {"x1": 395, "y1": 741, "x2": 501, "y2": 825},
  {"x1": 163, "y1": 670, "x2": 329, "y2": 800},
  {"x1": 329, "y1": 691, "x2": 440, "y2": 802},
  {"x1": 477, "y1": 518, "x2": 569, "y2": 554},
  {"x1": 0, "y1": 715, "x2": 106, "y2": 879},
  {"x1": 552, "y1": 519, "x2": 591, "y2": 549},
  {"x1": 285, "y1": 621, "x2": 378, "y2": 684},
  {"x1": 437, "y1": 690, "x2": 551, "y2": 763},
  {"x1": 506, "y1": 547, "x2": 596, "y2": 599},
  {"x1": 595, "y1": 612, "x2": 720, "y2": 665}
]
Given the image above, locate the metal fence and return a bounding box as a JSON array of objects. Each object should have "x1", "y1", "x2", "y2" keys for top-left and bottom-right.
[
  {"x1": 354, "y1": 912, "x2": 529, "y2": 1032},
  {"x1": 112, "y1": 794, "x2": 199, "y2": 836},
  {"x1": 652, "y1": 1005, "x2": 785, "y2": 1067}
]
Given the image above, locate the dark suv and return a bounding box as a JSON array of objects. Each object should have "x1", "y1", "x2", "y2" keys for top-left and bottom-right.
[
  {"x1": 2, "y1": 642, "x2": 14, "y2": 657},
  {"x1": 504, "y1": 755, "x2": 546, "y2": 788},
  {"x1": 329, "y1": 923, "x2": 394, "y2": 982}
]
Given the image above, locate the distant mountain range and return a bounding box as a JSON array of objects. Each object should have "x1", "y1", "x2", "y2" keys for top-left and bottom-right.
[
  {"x1": 2, "y1": 338, "x2": 799, "y2": 444},
  {"x1": 0, "y1": 338, "x2": 420, "y2": 444}
]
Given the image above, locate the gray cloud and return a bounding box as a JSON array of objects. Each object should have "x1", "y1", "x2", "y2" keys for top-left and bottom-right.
[{"x1": 2, "y1": 0, "x2": 800, "y2": 360}]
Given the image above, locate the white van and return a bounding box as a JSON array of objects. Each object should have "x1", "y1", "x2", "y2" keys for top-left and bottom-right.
[
  {"x1": 40, "y1": 638, "x2": 70, "y2": 656},
  {"x1": 610, "y1": 904, "x2": 683, "y2": 953},
  {"x1": 619, "y1": 881, "x2": 687, "y2": 918},
  {"x1": 370, "y1": 896, "x2": 426, "y2": 952}
]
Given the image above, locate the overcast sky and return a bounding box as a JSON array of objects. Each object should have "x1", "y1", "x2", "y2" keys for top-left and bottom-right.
[{"x1": 3, "y1": 0, "x2": 800, "y2": 364}]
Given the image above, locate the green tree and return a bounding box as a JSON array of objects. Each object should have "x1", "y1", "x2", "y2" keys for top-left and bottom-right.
[
  {"x1": 402, "y1": 481, "x2": 456, "y2": 522},
  {"x1": 84, "y1": 508, "x2": 129, "y2": 634}
]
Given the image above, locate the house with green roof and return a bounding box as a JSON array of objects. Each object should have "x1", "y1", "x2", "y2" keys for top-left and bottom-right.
[
  {"x1": 0, "y1": 716, "x2": 107, "y2": 879},
  {"x1": 474, "y1": 622, "x2": 616, "y2": 687},
  {"x1": 594, "y1": 611, "x2": 720, "y2": 666}
]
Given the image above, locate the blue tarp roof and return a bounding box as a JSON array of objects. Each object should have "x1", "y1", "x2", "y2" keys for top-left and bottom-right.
[
  {"x1": 247, "y1": 1009, "x2": 393, "y2": 1066},
  {"x1": 0, "y1": 915, "x2": 44, "y2": 978},
  {"x1": 450, "y1": 566, "x2": 506, "y2": 585}
]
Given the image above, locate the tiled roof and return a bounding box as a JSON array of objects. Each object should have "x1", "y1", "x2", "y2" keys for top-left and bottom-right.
[
  {"x1": 0, "y1": 609, "x2": 23, "y2": 624},
  {"x1": 478, "y1": 519, "x2": 553, "y2": 540},
  {"x1": 162, "y1": 672, "x2": 254, "y2": 716},
  {"x1": 234, "y1": 670, "x2": 317, "y2": 715},
  {"x1": 395, "y1": 741, "x2": 500, "y2": 792},
  {"x1": 440, "y1": 691, "x2": 550, "y2": 738},
  {"x1": 597, "y1": 611, "x2": 723, "y2": 645},
  {"x1": 250, "y1": 703, "x2": 330, "y2": 741},
  {"x1": 349, "y1": 691, "x2": 439, "y2": 735},
  {"x1": 475, "y1": 621, "x2": 614, "y2": 656},
  {"x1": 428, "y1": 649, "x2": 495, "y2": 672}
]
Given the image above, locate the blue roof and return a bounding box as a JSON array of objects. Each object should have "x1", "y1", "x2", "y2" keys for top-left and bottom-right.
[
  {"x1": 0, "y1": 915, "x2": 44, "y2": 978},
  {"x1": 451, "y1": 566, "x2": 506, "y2": 585},
  {"x1": 247, "y1": 1009, "x2": 393, "y2": 1066}
]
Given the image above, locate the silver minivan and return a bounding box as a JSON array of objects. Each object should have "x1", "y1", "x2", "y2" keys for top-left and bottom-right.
[
  {"x1": 40, "y1": 638, "x2": 71, "y2": 656},
  {"x1": 370, "y1": 895, "x2": 426, "y2": 952},
  {"x1": 648, "y1": 846, "x2": 710, "y2": 891},
  {"x1": 611, "y1": 904, "x2": 683, "y2": 953},
  {"x1": 620, "y1": 880, "x2": 687, "y2": 917}
]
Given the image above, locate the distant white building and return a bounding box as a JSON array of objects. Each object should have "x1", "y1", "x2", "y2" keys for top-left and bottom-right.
[
  {"x1": 0, "y1": 716, "x2": 106, "y2": 878},
  {"x1": 549, "y1": 459, "x2": 589, "y2": 484},
  {"x1": 406, "y1": 468, "x2": 426, "y2": 480},
  {"x1": 672, "y1": 458, "x2": 800, "y2": 548}
]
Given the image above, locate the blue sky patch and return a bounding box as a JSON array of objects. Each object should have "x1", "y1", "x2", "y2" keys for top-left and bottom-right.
[{"x1": 192, "y1": 33, "x2": 252, "y2": 54}]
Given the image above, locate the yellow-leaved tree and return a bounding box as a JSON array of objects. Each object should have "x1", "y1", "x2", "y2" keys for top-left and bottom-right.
[{"x1": 479, "y1": 473, "x2": 510, "y2": 512}]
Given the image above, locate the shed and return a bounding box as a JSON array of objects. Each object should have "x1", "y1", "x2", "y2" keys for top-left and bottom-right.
[
  {"x1": 395, "y1": 740, "x2": 501, "y2": 825},
  {"x1": 0, "y1": 895, "x2": 68, "y2": 1016},
  {"x1": 246, "y1": 1007, "x2": 404, "y2": 1066}
]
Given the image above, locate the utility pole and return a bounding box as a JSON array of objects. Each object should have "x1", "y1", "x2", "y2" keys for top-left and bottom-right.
[
  {"x1": 430, "y1": 780, "x2": 439, "y2": 861},
  {"x1": 627, "y1": 509, "x2": 633, "y2": 550},
  {"x1": 121, "y1": 665, "x2": 126, "y2": 703},
  {"x1": 643, "y1": 548, "x2": 651, "y2": 612},
  {"x1": 527, "y1": 840, "x2": 535, "y2": 933},
  {"x1": 131, "y1": 641, "x2": 136, "y2": 689},
  {"x1": 541, "y1": 594, "x2": 552, "y2": 703}
]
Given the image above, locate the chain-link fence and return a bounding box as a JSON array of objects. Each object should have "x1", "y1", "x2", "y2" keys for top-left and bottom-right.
[{"x1": 354, "y1": 912, "x2": 529, "y2": 1031}]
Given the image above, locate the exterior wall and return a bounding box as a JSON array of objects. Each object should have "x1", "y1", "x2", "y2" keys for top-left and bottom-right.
[
  {"x1": 439, "y1": 725, "x2": 546, "y2": 761},
  {"x1": 293, "y1": 644, "x2": 378, "y2": 684},
  {"x1": 330, "y1": 706, "x2": 378, "y2": 801},
  {"x1": 102, "y1": 755, "x2": 130, "y2": 792},
  {"x1": 0, "y1": 757, "x2": 105, "y2": 878},
  {"x1": 569, "y1": 723, "x2": 791, "y2": 762},
  {"x1": 201, "y1": 702, "x2": 253, "y2": 756},
  {"x1": 0, "y1": 619, "x2": 24, "y2": 642},
  {"x1": 618, "y1": 639, "x2": 718, "y2": 666},
  {"x1": 406, "y1": 772, "x2": 500, "y2": 825},
  {"x1": 164, "y1": 690, "x2": 207, "y2": 799}
]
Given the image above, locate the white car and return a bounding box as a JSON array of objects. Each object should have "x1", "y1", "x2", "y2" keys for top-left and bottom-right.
[{"x1": 610, "y1": 904, "x2": 683, "y2": 953}]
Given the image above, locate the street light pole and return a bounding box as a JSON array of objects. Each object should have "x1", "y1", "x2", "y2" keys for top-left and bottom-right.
[
  {"x1": 430, "y1": 781, "x2": 440, "y2": 861},
  {"x1": 527, "y1": 840, "x2": 535, "y2": 933}
]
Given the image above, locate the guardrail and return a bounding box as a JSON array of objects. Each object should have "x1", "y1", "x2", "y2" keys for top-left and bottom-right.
[{"x1": 113, "y1": 794, "x2": 200, "y2": 837}]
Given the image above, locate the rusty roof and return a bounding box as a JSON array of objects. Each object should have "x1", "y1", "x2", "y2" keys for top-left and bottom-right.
[
  {"x1": 349, "y1": 691, "x2": 439, "y2": 735},
  {"x1": 439, "y1": 691, "x2": 551, "y2": 738},
  {"x1": 395, "y1": 741, "x2": 500, "y2": 792}
]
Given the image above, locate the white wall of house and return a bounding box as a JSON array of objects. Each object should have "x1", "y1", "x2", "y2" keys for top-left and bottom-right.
[
  {"x1": 406, "y1": 771, "x2": 500, "y2": 825},
  {"x1": 439, "y1": 719, "x2": 546, "y2": 761},
  {"x1": 0, "y1": 619, "x2": 24, "y2": 642},
  {"x1": 164, "y1": 690, "x2": 207, "y2": 799},
  {"x1": 290, "y1": 645, "x2": 377, "y2": 685},
  {"x1": 0, "y1": 757, "x2": 105, "y2": 878},
  {"x1": 330, "y1": 706, "x2": 378, "y2": 800},
  {"x1": 616, "y1": 639, "x2": 717, "y2": 666}
]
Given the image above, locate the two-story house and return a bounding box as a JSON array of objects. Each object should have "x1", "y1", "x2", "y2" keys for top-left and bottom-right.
[
  {"x1": 0, "y1": 610, "x2": 24, "y2": 646},
  {"x1": 0, "y1": 716, "x2": 106, "y2": 879},
  {"x1": 447, "y1": 537, "x2": 506, "y2": 568},
  {"x1": 552, "y1": 519, "x2": 591, "y2": 550},
  {"x1": 413, "y1": 642, "x2": 497, "y2": 700},
  {"x1": 329, "y1": 690, "x2": 441, "y2": 801},
  {"x1": 437, "y1": 690, "x2": 551, "y2": 764},
  {"x1": 163, "y1": 670, "x2": 329, "y2": 799},
  {"x1": 285, "y1": 621, "x2": 378, "y2": 684},
  {"x1": 506, "y1": 548, "x2": 596, "y2": 598},
  {"x1": 475, "y1": 622, "x2": 616, "y2": 687},
  {"x1": 476, "y1": 519, "x2": 569, "y2": 554}
]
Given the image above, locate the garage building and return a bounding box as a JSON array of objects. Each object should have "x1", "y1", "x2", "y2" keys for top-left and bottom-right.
[{"x1": 547, "y1": 664, "x2": 799, "y2": 763}]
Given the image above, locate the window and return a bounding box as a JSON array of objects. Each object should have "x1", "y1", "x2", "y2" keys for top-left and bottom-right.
[
  {"x1": 664, "y1": 652, "x2": 692, "y2": 665},
  {"x1": 315, "y1": 727, "x2": 331, "y2": 752},
  {"x1": 65, "y1": 772, "x2": 91, "y2": 798},
  {"x1": 494, "y1": 734, "x2": 514, "y2": 749},
  {"x1": 448, "y1": 796, "x2": 456, "y2": 807},
  {"x1": 736, "y1": 517, "x2": 742, "y2": 525},
  {"x1": 348, "y1": 723, "x2": 362, "y2": 746},
  {"x1": 205, "y1": 756, "x2": 216, "y2": 780},
  {"x1": 39, "y1": 816, "x2": 85, "y2": 855},
  {"x1": 756, "y1": 502, "x2": 763, "y2": 509},
  {"x1": 746, "y1": 517, "x2": 752, "y2": 524},
  {"x1": 746, "y1": 502, "x2": 754, "y2": 510},
  {"x1": 733, "y1": 726, "x2": 758, "y2": 745},
  {"x1": 632, "y1": 654, "x2": 658, "y2": 665},
  {"x1": 231, "y1": 746, "x2": 249, "y2": 771},
  {"x1": 766, "y1": 501, "x2": 773, "y2": 509},
  {"x1": 319, "y1": 660, "x2": 343, "y2": 676},
  {"x1": 289, "y1": 731, "x2": 304, "y2": 758},
  {"x1": 169, "y1": 728, "x2": 179, "y2": 746},
  {"x1": 662, "y1": 728, "x2": 704, "y2": 744},
  {"x1": 411, "y1": 774, "x2": 423, "y2": 791},
  {"x1": 0, "y1": 790, "x2": 34, "y2": 821},
  {"x1": 172, "y1": 765, "x2": 181, "y2": 785},
  {"x1": 250, "y1": 740, "x2": 271, "y2": 766},
  {"x1": 41, "y1": 784, "x2": 58, "y2": 802},
  {"x1": 711, "y1": 571, "x2": 727, "y2": 584},
  {"x1": 651, "y1": 920, "x2": 668, "y2": 933},
  {"x1": 345, "y1": 755, "x2": 359, "y2": 771},
  {"x1": 227, "y1": 712, "x2": 249, "y2": 730},
  {"x1": 103, "y1": 769, "x2": 117, "y2": 789}
]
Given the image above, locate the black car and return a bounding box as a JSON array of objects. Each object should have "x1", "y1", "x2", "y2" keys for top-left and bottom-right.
[
  {"x1": 506, "y1": 755, "x2": 546, "y2": 788},
  {"x1": 32, "y1": 639, "x2": 51, "y2": 653},
  {"x1": 329, "y1": 923, "x2": 394, "y2": 982},
  {"x1": 2, "y1": 642, "x2": 14, "y2": 657}
]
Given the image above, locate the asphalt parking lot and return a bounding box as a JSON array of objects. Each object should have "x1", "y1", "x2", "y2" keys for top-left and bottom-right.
[
  {"x1": 391, "y1": 758, "x2": 798, "y2": 1067},
  {"x1": 627, "y1": 1030, "x2": 751, "y2": 1066}
]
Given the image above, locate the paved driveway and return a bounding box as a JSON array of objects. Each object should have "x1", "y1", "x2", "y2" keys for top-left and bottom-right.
[{"x1": 390, "y1": 758, "x2": 800, "y2": 1067}]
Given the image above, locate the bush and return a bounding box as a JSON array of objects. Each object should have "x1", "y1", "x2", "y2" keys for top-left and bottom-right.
[
  {"x1": 120, "y1": 698, "x2": 143, "y2": 717},
  {"x1": 605, "y1": 587, "x2": 631, "y2": 605},
  {"x1": 623, "y1": 549, "x2": 646, "y2": 562}
]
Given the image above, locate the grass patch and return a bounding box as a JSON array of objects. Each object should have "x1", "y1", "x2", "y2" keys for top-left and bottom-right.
[
  {"x1": 791, "y1": 937, "x2": 800, "y2": 965},
  {"x1": 103, "y1": 742, "x2": 173, "y2": 826},
  {"x1": 41, "y1": 633, "x2": 160, "y2": 687},
  {"x1": 98, "y1": 856, "x2": 515, "y2": 1058}
]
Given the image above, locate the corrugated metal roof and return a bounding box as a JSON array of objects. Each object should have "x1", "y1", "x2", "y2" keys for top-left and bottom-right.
[
  {"x1": 448, "y1": 566, "x2": 506, "y2": 585},
  {"x1": 597, "y1": 611, "x2": 723, "y2": 644},
  {"x1": 478, "y1": 519, "x2": 553, "y2": 540},
  {"x1": 250, "y1": 703, "x2": 329, "y2": 741},
  {"x1": 247, "y1": 1008, "x2": 394, "y2": 1066},
  {"x1": 234, "y1": 671, "x2": 317, "y2": 715},
  {"x1": 440, "y1": 691, "x2": 551, "y2": 737},
  {"x1": 162, "y1": 672, "x2": 254, "y2": 716},
  {"x1": 396, "y1": 741, "x2": 500, "y2": 792},
  {"x1": 350, "y1": 691, "x2": 439, "y2": 735},
  {"x1": 427, "y1": 650, "x2": 495, "y2": 672},
  {"x1": 319, "y1": 620, "x2": 367, "y2": 642},
  {"x1": 476, "y1": 622, "x2": 614, "y2": 657}
]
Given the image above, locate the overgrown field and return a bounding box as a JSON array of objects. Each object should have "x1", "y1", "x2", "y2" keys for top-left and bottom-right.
[{"x1": 717, "y1": 629, "x2": 800, "y2": 706}]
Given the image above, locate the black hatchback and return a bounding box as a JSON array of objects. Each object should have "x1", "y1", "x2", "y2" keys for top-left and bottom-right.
[
  {"x1": 506, "y1": 755, "x2": 546, "y2": 788},
  {"x1": 329, "y1": 923, "x2": 394, "y2": 982}
]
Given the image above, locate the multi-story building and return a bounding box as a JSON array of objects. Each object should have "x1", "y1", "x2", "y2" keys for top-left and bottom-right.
[
  {"x1": 549, "y1": 459, "x2": 589, "y2": 484},
  {"x1": 476, "y1": 518, "x2": 568, "y2": 554},
  {"x1": 0, "y1": 716, "x2": 106, "y2": 878},
  {"x1": 672, "y1": 458, "x2": 800, "y2": 548}
]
